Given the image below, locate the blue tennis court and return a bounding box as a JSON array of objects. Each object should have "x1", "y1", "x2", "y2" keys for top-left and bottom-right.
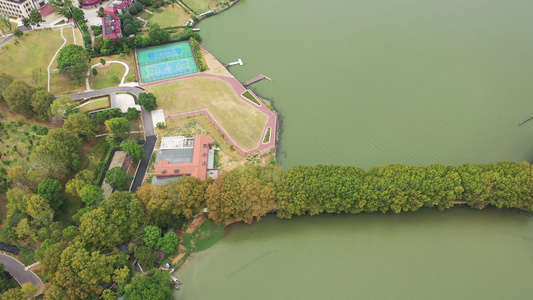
[{"x1": 136, "y1": 41, "x2": 199, "y2": 83}]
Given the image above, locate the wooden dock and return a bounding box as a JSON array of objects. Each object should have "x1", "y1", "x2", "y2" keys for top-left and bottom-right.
[{"x1": 242, "y1": 74, "x2": 273, "y2": 86}]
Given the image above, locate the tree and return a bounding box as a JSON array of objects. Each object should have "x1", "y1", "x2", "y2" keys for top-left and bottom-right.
[
  {"x1": 21, "y1": 18, "x2": 30, "y2": 28},
  {"x1": 159, "y1": 232, "x2": 179, "y2": 254},
  {"x1": 24, "y1": 193, "x2": 54, "y2": 227},
  {"x1": 100, "y1": 57, "x2": 106, "y2": 66},
  {"x1": 126, "y1": 107, "x2": 140, "y2": 120},
  {"x1": 143, "y1": 226, "x2": 162, "y2": 249},
  {"x1": 105, "y1": 117, "x2": 131, "y2": 138},
  {"x1": 0, "y1": 72, "x2": 14, "y2": 103},
  {"x1": 105, "y1": 167, "x2": 127, "y2": 191},
  {"x1": 31, "y1": 90, "x2": 55, "y2": 121},
  {"x1": 49, "y1": 0, "x2": 73, "y2": 19},
  {"x1": 124, "y1": 269, "x2": 171, "y2": 300},
  {"x1": 28, "y1": 9, "x2": 43, "y2": 27},
  {"x1": 2, "y1": 79, "x2": 35, "y2": 115},
  {"x1": 49, "y1": 242, "x2": 116, "y2": 300},
  {"x1": 123, "y1": 23, "x2": 136, "y2": 36},
  {"x1": 79, "y1": 191, "x2": 143, "y2": 250},
  {"x1": 13, "y1": 28, "x2": 22, "y2": 38},
  {"x1": 121, "y1": 139, "x2": 145, "y2": 164},
  {"x1": 79, "y1": 185, "x2": 104, "y2": 206},
  {"x1": 0, "y1": 282, "x2": 40, "y2": 300},
  {"x1": 148, "y1": 24, "x2": 169, "y2": 45},
  {"x1": 0, "y1": 14, "x2": 12, "y2": 31},
  {"x1": 134, "y1": 1, "x2": 144, "y2": 11},
  {"x1": 128, "y1": 6, "x2": 138, "y2": 15},
  {"x1": 31, "y1": 128, "x2": 82, "y2": 179},
  {"x1": 57, "y1": 44, "x2": 89, "y2": 86},
  {"x1": 138, "y1": 92, "x2": 157, "y2": 111},
  {"x1": 134, "y1": 246, "x2": 157, "y2": 269},
  {"x1": 37, "y1": 179, "x2": 64, "y2": 211},
  {"x1": 63, "y1": 112, "x2": 98, "y2": 141},
  {"x1": 92, "y1": 68, "x2": 98, "y2": 76},
  {"x1": 49, "y1": 96, "x2": 78, "y2": 122},
  {"x1": 0, "y1": 264, "x2": 11, "y2": 294}
]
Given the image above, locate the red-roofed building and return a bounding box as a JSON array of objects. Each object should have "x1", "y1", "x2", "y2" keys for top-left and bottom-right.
[
  {"x1": 154, "y1": 135, "x2": 216, "y2": 183},
  {"x1": 39, "y1": 3, "x2": 55, "y2": 17},
  {"x1": 101, "y1": 0, "x2": 136, "y2": 39},
  {"x1": 80, "y1": 0, "x2": 101, "y2": 7}
]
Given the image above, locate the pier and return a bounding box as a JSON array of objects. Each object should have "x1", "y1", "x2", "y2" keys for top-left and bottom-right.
[
  {"x1": 227, "y1": 58, "x2": 243, "y2": 66},
  {"x1": 242, "y1": 74, "x2": 273, "y2": 86}
]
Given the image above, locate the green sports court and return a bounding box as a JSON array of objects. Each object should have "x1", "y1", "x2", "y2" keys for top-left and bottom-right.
[{"x1": 135, "y1": 41, "x2": 199, "y2": 84}]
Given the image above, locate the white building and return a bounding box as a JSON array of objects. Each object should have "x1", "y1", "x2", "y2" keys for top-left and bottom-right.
[{"x1": 0, "y1": 0, "x2": 44, "y2": 18}]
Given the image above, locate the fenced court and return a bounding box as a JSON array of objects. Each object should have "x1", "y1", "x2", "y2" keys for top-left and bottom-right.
[{"x1": 136, "y1": 41, "x2": 199, "y2": 83}]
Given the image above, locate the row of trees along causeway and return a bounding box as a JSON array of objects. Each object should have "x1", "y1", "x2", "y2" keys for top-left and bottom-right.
[{"x1": 139, "y1": 162, "x2": 533, "y2": 224}]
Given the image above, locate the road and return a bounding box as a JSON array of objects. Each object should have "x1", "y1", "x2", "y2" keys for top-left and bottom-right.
[
  {"x1": 0, "y1": 25, "x2": 30, "y2": 48},
  {"x1": 0, "y1": 253, "x2": 43, "y2": 290},
  {"x1": 60, "y1": 86, "x2": 144, "y2": 99},
  {"x1": 130, "y1": 135, "x2": 156, "y2": 192}
]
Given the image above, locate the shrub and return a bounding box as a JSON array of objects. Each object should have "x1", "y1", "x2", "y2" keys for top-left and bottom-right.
[{"x1": 156, "y1": 122, "x2": 165, "y2": 129}]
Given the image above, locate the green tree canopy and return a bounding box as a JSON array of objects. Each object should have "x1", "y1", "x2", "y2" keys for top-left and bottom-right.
[
  {"x1": 134, "y1": 246, "x2": 157, "y2": 269},
  {"x1": 57, "y1": 44, "x2": 89, "y2": 86},
  {"x1": 79, "y1": 185, "x2": 104, "y2": 206},
  {"x1": 143, "y1": 226, "x2": 162, "y2": 249},
  {"x1": 2, "y1": 79, "x2": 35, "y2": 115},
  {"x1": 31, "y1": 128, "x2": 82, "y2": 179},
  {"x1": 148, "y1": 24, "x2": 170, "y2": 45},
  {"x1": 105, "y1": 167, "x2": 127, "y2": 191},
  {"x1": 31, "y1": 90, "x2": 55, "y2": 121},
  {"x1": 0, "y1": 72, "x2": 14, "y2": 103},
  {"x1": 49, "y1": 96, "x2": 78, "y2": 122},
  {"x1": 138, "y1": 92, "x2": 157, "y2": 111},
  {"x1": 63, "y1": 112, "x2": 98, "y2": 141},
  {"x1": 124, "y1": 269, "x2": 171, "y2": 300},
  {"x1": 105, "y1": 117, "x2": 131, "y2": 138},
  {"x1": 28, "y1": 8, "x2": 43, "y2": 26},
  {"x1": 37, "y1": 178, "x2": 64, "y2": 211},
  {"x1": 121, "y1": 139, "x2": 145, "y2": 164},
  {"x1": 123, "y1": 23, "x2": 136, "y2": 36},
  {"x1": 159, "y1": 232, "x2": 179, "y2": 254}
]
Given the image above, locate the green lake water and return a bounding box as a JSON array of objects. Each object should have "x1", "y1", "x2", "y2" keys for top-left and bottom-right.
[{"x1": 174, "y1": 0, "x2": 533, "y2": 298}]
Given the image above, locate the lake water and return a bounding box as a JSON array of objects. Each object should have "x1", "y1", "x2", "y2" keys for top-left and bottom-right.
[
  {"x1": 174, "y1": 0, "x2": 533, "y2": 298},
  {"x1": 175, "y1": 209, "x2": 533, "y2": 299}
]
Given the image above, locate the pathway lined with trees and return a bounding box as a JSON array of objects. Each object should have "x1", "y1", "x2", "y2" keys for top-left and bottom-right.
[{"x1": 0, "y1": 253, "x2": 43, "y2": 291}]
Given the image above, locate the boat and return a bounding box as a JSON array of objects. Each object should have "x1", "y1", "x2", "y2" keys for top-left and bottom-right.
[
  {"x1": 171, "y1": 276, "x2": 182, "y2": 285},
  {"x1": 191, "y1": 28, "x2": 200, "y2": 32}
]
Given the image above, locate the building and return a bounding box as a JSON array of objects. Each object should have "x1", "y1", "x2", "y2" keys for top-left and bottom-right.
[
  {"x1": 0, "y1": 0, "x2": 43, "y2": 18},
  {"x1": 153, "y1": 135, "x2": 218, "y2": 184},
  {"x1": 101, "y1": 0, "x2": 135, "y2": 40}
]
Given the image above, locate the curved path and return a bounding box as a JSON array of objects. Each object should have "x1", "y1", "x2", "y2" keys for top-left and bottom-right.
[
  {"x1": 0, "y1": 253, "x2": 43, "y2": 292},
  {"x1": 143, "y1": 73, "x2": 276, "y2": 155},
  {"x1": 47, "y1": 25, "x2": 68, "y2": 92},
  {"x1": 85, "y1": 61, "x2": 130, "y2": 91}
]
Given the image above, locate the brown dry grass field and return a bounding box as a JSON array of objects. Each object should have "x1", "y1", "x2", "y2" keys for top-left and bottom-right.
[
  {"x1": 146, "y1": 76, "x2": 268, "y2": 151},
  {"x1": 149, "y1": 4, "x2": 191, "y2": 27},
  {"x1": 89, "y1": 63, "x2": 126, "y2": 90},
  {"x1": 183, "y1": 0, "x2": 222, "y2": 13},
  {"x1": 91, "y1": 54, "x2": 137, "y2": 83}
]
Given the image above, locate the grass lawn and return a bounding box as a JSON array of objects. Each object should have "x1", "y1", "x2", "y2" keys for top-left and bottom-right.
[
  {"x1": 182, "y1": 219, "x2": 225, "y2": 252},
  {"x1": 147, "y1": 77, "x2": 268, "y2": 151},
  {"x1": 89, "y1": 63, "x2": 125, "y2": 90},
  {"x1": 0, "y1": 28, "x2": 65, "y2": 84},
  {"x1": 149, "y1": 4, "x2": 190, "y2": 27},
  {"x1": 137, "y1": 10, "x2": 153, "y2": 20},
  {"x1": 50, "y1": 71, "x2": 86, "y2": 95},
  {"x1": 0, "y1": 20, "x2": 17, "y2": 34},
  {"x1": 91, "y1": 54, "x2": 137, "y2": 83},
  {"x1": 183, "y1": 0, "x2": 223, "y2": 14},
  {"x1": 78, "y1": 96, "x2": 111, "y2": 112}
]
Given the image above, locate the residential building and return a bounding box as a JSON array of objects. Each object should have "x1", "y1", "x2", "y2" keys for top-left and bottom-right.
[
  {"x1": 0, "y1": 0, "x2": 43, "y2": 18},
  {"x1": 153, "y1": 135, "x2": 218, "y2": 184}
]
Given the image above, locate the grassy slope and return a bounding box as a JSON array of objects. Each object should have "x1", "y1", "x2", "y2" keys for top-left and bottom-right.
[
  {"x1": 182, "y1": 219, "x2": 225, "y2": 252},
  {"x1": 182, "y1": 0, "x2": 221, "y2": 13},
  {"x1": 91, "y1": 54, "x2": 137, "y2": 83},
  {"x1": 0, "y1": 29, "x2": 64, "y2": 84},
  {"x1": 149, "y1": 4, "x2": 190, "y2": 27},
  {"x1": 147, "y1": 76, "x2": 268, "y2": 151},
  {"x1": 89, "y1": 64, "x2": 125, "y2": 90}
]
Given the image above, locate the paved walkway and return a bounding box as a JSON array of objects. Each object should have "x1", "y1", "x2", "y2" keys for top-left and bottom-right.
[
  {"x1": 143, "y1": 72, "x2": 276, "y2": 155},
  {"x1": 47, "y1": 25, "x2": 69, "y2": 92},
  {"x1": 0, "y1": 253, "x2": 44, "y2": 292},
  {"x1": 60, "y1": 86, "x2": 144, "y2": 99}
]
